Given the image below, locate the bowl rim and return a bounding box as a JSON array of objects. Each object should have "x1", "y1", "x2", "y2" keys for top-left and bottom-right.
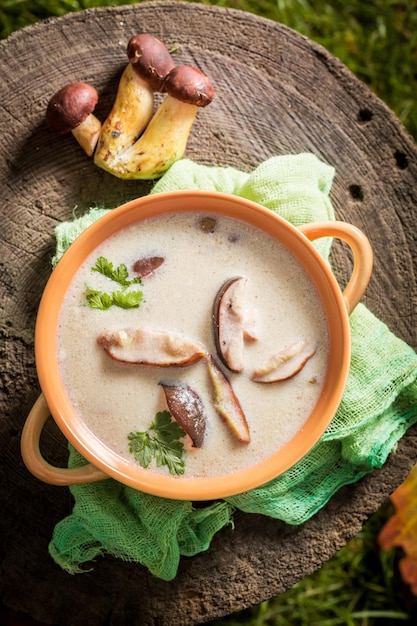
[{"x1": 35, "y1": 190, "x2": 351, "y2": 500}]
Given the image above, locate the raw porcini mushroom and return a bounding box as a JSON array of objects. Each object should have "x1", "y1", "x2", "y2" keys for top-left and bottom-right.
[
  {"x1": 93, "y1": 64, "x2": 154, "y2": 170},
  {"x1": 127, "y1": 33, "x2": 175, "y2": 92},
  {"x1": 206, "y1": 355, "x2": 250, "y2": 444},
  {"x1": 250, "y1": 339, "x2": 316, "y2": 383},
  {"x1": 97, "y1": 328, "x2": 206, "y2": 367},
  {"x1": 159, "y1": 381, "x2": 206, "y2": 448},
  {"x1": 95, "y1": 33, "x2": 175, "y2": 173},
  {"x1": 46, "y1": 82, "x2": 101, "y2": 156},
  {"x1": 103, "y1": 64, "x2": 215, "y2": 179}
]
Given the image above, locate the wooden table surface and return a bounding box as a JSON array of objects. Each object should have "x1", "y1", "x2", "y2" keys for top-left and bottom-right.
[{"x1": 1, "y1": 2, "x2": 417, "y2": 624}]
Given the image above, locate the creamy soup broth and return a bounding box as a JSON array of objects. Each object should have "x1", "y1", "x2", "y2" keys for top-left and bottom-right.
[{"x1": 57, "y1": 211, "x2": 329, "y2": 477}]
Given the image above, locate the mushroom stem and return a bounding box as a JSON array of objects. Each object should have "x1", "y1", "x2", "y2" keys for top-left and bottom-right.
[
  {"x1": 97, "y1": 95, "x2": 198, "y2": 179},
  {"x1": 94, "y1": 64, "x2": 214, "y2": 180},
  {"x1": 94, "y1": 63, "x2": 154, "y2": 170},
  {"x1": 71, "y1": 113, "x2": 102, "y2": 157}
]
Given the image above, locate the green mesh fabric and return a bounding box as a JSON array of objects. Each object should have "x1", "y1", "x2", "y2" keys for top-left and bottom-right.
[
  {"x1": 49, "y1": 453, "x2": 233, "y2": 579},
  {"x1": 48, "y1": 154, "x2": 417, "y2": 580}
]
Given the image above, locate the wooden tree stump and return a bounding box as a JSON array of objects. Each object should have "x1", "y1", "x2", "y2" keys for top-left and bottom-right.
[{"x1": 1, "y1": 2, "x2": 417, "y2": 624}]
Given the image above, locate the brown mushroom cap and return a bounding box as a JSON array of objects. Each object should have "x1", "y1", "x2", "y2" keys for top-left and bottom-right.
[
  {"x1": 163, "y1": 65, "x2": 214, "y2": 107},
  {"x1": 46, "y1": 82, "x2": 99, "y2": 134},
  {"x1": 127, "y1": 33, "x2": 175, "y2": 92}
]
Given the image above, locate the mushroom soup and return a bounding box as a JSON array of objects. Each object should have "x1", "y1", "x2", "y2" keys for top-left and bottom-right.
[{"x1": 57, "y1": 211, "x2": 329, "y2": 478}]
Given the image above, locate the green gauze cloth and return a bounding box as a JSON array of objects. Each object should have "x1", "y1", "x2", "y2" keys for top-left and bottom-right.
[{"x1": 49, "y1": 154, "x2": 417, "y2": 581}]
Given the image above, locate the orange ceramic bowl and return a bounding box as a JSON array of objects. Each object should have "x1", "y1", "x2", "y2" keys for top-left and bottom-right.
[{"x1": 21, "y1": 191, "x2": 373, "y2": 500}]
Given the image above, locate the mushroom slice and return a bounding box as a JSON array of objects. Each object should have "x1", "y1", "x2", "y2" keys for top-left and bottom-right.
[
  {"x1": 243, "y1": 308, "x2": 259, "y2": 342},
  {"x1": 213, "y1": 277, "x2": 248, "y2": 373},
  {"x1": 206, "y1": 355, "x2": 250, "y2": 444},
  {"x1": 159, "y1": 381, "x2": 206, "y2": 448},
  {"x1": 251, "y1": 340, "x2": 316, "y2": 383},
  {"x1": 132, "y1": 255, "x2": 165, "y2": 277},
  {"x1": 97, "y1": 328, "x2": 206, "y2": 367}
]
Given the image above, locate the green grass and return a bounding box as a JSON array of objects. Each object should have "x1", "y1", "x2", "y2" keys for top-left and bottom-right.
[
  {"x1": 209, "y1": 504, "x2": 417, "y2": 625},
  {"x1": 2, "y1": 1, "x2": 417, "y2": 624}
]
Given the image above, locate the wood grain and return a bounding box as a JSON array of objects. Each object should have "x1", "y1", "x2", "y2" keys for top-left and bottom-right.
[{"x1": 1, "y1": 2, "x2": 417, "y2": 624}]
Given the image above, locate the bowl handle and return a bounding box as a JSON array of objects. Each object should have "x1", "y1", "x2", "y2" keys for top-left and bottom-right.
[
  {"x1": 298, "y1": 221, "x2": 373, "y2": 315},
  {"x1": 21, "y1": 394, "x2": 108, "y2": 485}
]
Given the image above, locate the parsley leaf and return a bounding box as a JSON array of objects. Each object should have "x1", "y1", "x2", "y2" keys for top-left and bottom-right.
[
  {"x1": 86, "y1": 288, "x2": 113, "y2": 310},
  {"x1": 85, "y1": 287, "x2": 142, "y2": 310},
  {"x1": 152, "y1": 410, "x2": 187, "y2": 441},
  {"x1": 128, "y1": 411, "x2": 186, "y2": 475},
  {"x1": 128, "y1": 431, "x2": 154, "y2": 468},
  {"x1": 92, "y1": 256, "x2": 141, "y2": 288},
  {"x1": 111, "y1": 290, "x2": 143, "y2": 309},
  {"x1": 86, "y1": 255, "x2": 143, "y2": 310}
]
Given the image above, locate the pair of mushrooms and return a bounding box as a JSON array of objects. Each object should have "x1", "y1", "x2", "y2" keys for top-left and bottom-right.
[{"x1": 46, "y1": 34, "x2": 214, "y2": 179}]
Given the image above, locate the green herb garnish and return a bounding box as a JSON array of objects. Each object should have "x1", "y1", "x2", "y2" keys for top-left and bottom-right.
[
  {"x1": 85, "y1": 287, "x2": 143, "y2": 310},
  {"x1": 86, "y1": 256, "x2": 143, "y2": 310},
  {"x1": 110, "y1": 289, "x2": 143, "y2": 309},
  {"x1": 128, "y1": 411, "x2": 186, "y2": 476},
  {"x1": 85, "y1": 288, "x2": 113, "y2": 310},
  {"x1": 92, "y1": 256, "x2": 141, "y2": 288}
]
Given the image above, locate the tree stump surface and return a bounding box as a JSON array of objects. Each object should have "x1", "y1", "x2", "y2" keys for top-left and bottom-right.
[{"x1": 1, "y1": 2, "x2": 417, "y2": 624}]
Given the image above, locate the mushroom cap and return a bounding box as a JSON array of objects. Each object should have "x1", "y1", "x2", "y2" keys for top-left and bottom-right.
[
  {"x1": 127, "y1": 33, "x2": 175, "y2": 92},
  {"x1": 46, "y1": 82, "x2": 99, "y2": 134},
  {"x1": 163, "y1": 65, "x2": 214, "y2": 107}
]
